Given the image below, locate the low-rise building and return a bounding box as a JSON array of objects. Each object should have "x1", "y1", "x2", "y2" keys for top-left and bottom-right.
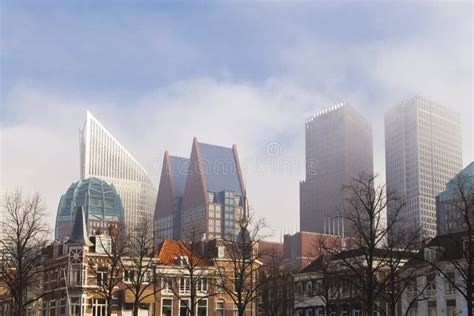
[
  {"x1": 0, "y1": 206, "x2": 260, "y2": 316},
  {"x1": 401, "y1": 232, "x2": 473, "y2": 316}
]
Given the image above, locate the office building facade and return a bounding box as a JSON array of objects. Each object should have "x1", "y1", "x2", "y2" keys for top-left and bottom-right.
[
  {"x1": 300, "y1": 103, "x2": 373, "y2": 235},
  {"x1": 385, "y1": 96, "x2": 463, "y2": 238},
  {"x1": 80, "y1": 111, "x2": 156, "y2": 230},
  {"x1": 154, "y1": 137, "x2": 247, "y2": 241}
]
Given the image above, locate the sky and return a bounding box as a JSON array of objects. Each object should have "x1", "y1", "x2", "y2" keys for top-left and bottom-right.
[{"x1": 0, "y1": 1, "x2": 473, "y2": 240}]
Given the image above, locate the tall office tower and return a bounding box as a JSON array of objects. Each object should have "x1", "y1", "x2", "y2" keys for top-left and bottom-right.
[
  {"x1": 154, "y1": 137, "x2": 247, "y2": 241},
  {"x1": 80, "y1": 111, "x2": 156, "y2": 230},
  {"x1": 385, "y1": 96, "x2": 463, "y2": 239},
  {"x1": 300, "y1": 103, "x2": 373, "y2": 235},
  {"x1": 154, "y1": 151, "x2": 189, "y2": 240}
]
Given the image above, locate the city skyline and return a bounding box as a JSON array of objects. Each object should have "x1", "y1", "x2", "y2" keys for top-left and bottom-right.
[{"x1": 1, "y1": 2, "x2": 472, "y2": 240}]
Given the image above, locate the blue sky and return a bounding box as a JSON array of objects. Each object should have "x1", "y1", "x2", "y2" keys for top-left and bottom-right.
[{"x1": 1, "y1": 1, "x2": 472, "y2": 238}]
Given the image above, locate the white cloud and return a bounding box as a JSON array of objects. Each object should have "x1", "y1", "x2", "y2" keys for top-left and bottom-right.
[{"x1": 1, "y1": 2, "x2": 472, "y2": 241}]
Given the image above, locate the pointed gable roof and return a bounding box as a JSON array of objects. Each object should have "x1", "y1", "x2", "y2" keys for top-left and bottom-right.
[
  {"x1": 197, "y1": 142, "x2": 244, "y2": 195},
  {"x1": 66, "y1": 206, "x2": 93, "y2": 246},
  {"x1": 169, "y1": 155, "x2": 189, "y2": 198}
]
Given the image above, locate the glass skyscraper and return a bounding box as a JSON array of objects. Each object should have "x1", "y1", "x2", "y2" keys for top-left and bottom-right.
[
  {"x1": 80, "y1": 111, "x2": 156, "y2": 230},
  {"x1": 385, "y1": 96, "x2": 463, "y2": 238}
]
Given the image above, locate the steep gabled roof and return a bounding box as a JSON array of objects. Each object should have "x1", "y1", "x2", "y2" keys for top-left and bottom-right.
[
  {"x1": 198, "y1": 142, "x2": 243, "y2": 195},
  {"x1": 66, "y1": 206, "x2": 93, "y2": 246},
  {"x1": 169, "y1": 156, "x2": 189, "y2": 198}
]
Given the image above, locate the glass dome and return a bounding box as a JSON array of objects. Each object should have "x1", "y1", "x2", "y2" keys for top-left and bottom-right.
[{"x1": 55, "y1": 177, "x2": 125, "y2": 240}]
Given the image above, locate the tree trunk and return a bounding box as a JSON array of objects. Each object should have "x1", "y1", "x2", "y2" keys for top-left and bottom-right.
[
  {"x1": 467, "y1": 297, "x2": 473, "y2": 316},
  {"x1": 107, "y1": 297, "x2": 113, "y2": 316},
  {"x1": 133, "y1": 300, "x2": 139, "y2": 316}
]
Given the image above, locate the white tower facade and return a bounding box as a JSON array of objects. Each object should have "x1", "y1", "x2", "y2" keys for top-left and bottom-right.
[
  {"x1": 385, "y1": 96, "x2": 463, "y2": 238},
  {"x1": 80, "y1": 111, "x2": 156, "y2": 230}
]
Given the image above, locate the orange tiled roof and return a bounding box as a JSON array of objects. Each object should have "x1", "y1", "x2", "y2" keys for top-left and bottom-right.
[{"x1": 156, "y1": 240, "x2": 211, "y2": 266}]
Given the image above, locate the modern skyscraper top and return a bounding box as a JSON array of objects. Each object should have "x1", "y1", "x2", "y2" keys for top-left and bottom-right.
[
  {"x1": 300, "y1": 103, "x2": 373, "y2": 236},
  {"x1": 385, "y1": 96, "x2": 463, "y2": 238},
  {"x1": 155, "y1": 137, "x2": 246, "y2": 241},
  {"x1": 79, "y1": 111, "x2": 156, "y2": 230}
]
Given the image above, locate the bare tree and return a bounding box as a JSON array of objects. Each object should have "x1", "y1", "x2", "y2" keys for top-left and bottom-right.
[
  {"x1": 87, "y1": 225, "x2": 127, "y2": 316},
  {"x1": 323, "y1": 174, "x2": 419, "y2": 315},
  {"x1": 379, "y1": 222, "x2": 423, "y2": 316},
  {"x1": 120, "y1": 219, "x2": 161, "y2": 316},
  {"x1": 421, "y1": 173, "x2": 474, "y2": 316},
  {"x1": 214, "y1": 214, "x2": 267, "y2": 316},
  {"x1": 164, "y1": 224, "x2": 215, "y2": 316},
  {"x1": 259, "y1": 252, "x2": 295, "y2": 316},
  {"x1": 310, "y1": 241, "x2": 345, "y2": 316},
  {"x1": 0, "y1": 191, "x2": 49, "y2": 316}
]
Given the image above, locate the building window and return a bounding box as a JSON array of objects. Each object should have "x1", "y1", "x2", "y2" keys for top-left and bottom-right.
[
  {"x1": 445, "y1": 272, "x2": 455, "y2": 295},
  {"x1": 216, "y1": 301, "x2": 224, "y2": 316},
  {"x1": 49, "y1": 300, "x2": 56, "y2": 316},
  {"x1": 428, "y1": 301, "x2": 436, "y2": 316},
  {"x1": 198, "y1": 278, "x2": 208, "y2": 293},
  {"x1": 180, "y1": 278, "x2": 190, "y2": 294},
  {"x1": 180, "y1": 299, "x2": 189, "y2": 316},
  {"x1": 197, "y1": 299, "x2": 207, "y2": 316},
  {"x1": 162, "y1": 278, "x2": 172, "y2": 293},
  {"x1": 427, "y1": 274, "x2": 436, "y2": 296},
  {"x1": 162, "y1": 298, "x2": 172, "y2": 316},
  {"x1": 70, "y1": 267, "x2": 82, "y2": 286},
  {"x1": 70, "y1": 297, "x2": 82, "y2": 316},
  {"x1": 97, "y1": 270, "x2": 108, "y2": 286},
  {"x1": 92, "y1": 299, "x2": 106, "y2": 316},
  {"x1": 446, "y1": 300, "x2": 456, "y2": 316}
]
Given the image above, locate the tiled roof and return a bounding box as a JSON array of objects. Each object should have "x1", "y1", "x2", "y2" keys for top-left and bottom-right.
[
  {"x1": 198, "y1": 142, "x2": 243, "y2": 195},
  {"x1": 170, "y1": 156, "x2": 189, "y2": 198},
  {"x1": 156, "y1": 240, "x2": 211, "y2": 266}
]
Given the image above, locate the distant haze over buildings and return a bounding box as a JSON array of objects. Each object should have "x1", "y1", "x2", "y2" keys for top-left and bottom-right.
[{"x1": 1, "y1": 2, "x2": 472, "y2": 240}]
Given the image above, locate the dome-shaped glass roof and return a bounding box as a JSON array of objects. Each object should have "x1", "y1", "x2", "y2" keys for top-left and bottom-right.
[{"x1": 55, "y1": 177, "x2": 125, "y2": 240}]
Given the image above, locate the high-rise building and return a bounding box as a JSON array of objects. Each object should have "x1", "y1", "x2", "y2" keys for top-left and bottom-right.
[
  {"x1": 385, "y1": 96, "x2": 463, "y2": 238},
  {"x1": 55, "y1": 177, "x2": 125, "y2": 240},
  {"x1": 154, "y1": 151, "x2": 189, "y2": 240},
  {"x1": 80, "y1": 111, "x2": 156, "y2": 230},
  {"x1": 154, "y1": 137, "x2": 247, "y2": 241},
  {"x1": 436, "y1": 162, "x2": 473, "y2": 236},
  {"x1": 300, "y1": 103, "x2": 373, "y2": 235}
]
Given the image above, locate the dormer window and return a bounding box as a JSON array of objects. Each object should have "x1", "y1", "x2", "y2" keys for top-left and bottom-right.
[
  {"x1": 424, "y1": 247, "x2": 443, "y2": 262},
  {"x1": 208, "y1": 192, "x2": 214, "y2": 203},
  {"x1": 177, "y1": 256, "x2": 189, "y2": 266}
]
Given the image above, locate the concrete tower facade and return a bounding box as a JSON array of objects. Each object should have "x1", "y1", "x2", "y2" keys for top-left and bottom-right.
[
  {"x1": 300, "y1": 103, "x2": 373, "y2": 235},
  {"x1": 385, "y1": 96, "x2": 463, "y2": 238}
]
